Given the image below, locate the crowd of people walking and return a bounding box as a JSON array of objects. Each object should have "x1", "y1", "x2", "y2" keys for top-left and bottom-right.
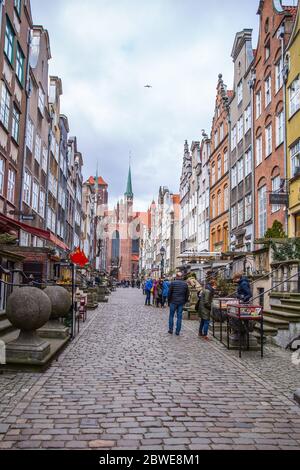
[{"x1": 142, "y1": 271, "x2": 252, "y2": 340}]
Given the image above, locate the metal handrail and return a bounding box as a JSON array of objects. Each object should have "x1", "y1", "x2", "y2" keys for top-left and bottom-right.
[
  {"x1": 221, "y1": 262, "x2": 297, "y2": 300},
  {"x1": 251, "y1": 271, "x2": 300, "y2": 304}
]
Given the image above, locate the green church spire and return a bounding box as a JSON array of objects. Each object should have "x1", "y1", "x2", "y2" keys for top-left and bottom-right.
[{"x1": 125, "y1": 165, "x2": 133, "y2": 199}]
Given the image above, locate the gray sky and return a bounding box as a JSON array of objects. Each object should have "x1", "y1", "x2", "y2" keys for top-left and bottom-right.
[{"x1": 31, "y1": 0, "x2": 261, "y2": 211}]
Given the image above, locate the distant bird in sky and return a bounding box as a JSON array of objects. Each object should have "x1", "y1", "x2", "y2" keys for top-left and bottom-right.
[{"x1": 144, "y1": 85, "x2": 152, "y2": 88}]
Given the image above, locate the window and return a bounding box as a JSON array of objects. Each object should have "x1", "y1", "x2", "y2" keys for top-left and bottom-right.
[
  {"x1": 211, "y1": 163, "x2": 216, "y2": 185},
  {"x1": 39, "y1": 189, "x2": 45, "y2": 218},
  {"x1": 291, "y1": 141, "x2": 300, "y2": 178},
  {"x1": 256, "y1": 90, "x2": 262, "y2": 119},
  {"x1": 238, "y1": 200, "x2": 244, "y2": 226},
  {"x1": 23, "y1": 170, "x2": 31, "y2": 205},
  {"x1": 217, "y1": 191, "x2": 221, "y2": 215},
  {"x1": 220, "y1": 123, "x2": 224, "y2": 141},
  {"x1": 258, "y1": 185, "x2": 267, "y2": 238},
  {"x1": 42, "y1": 146, "x2": 48, "y2": 173},
  {"x1": 14, "y1": 0, "x2": 22, "y2": 15},
  {"x1": 0, "y1": 158, "x2": 4, "y2": 195},
  {"x1": 271, "y1": 175, "x2": 281, "y2": 213},
  {"x1": 0, "y1": 82, "x2": 10, "y2": 129},
  {"x1": 20, "y1": 231, "x2": 30, "y2": 247},
  {"x1": 265, "y1": 44, "x2": 270, "y2": 60},
  {"x1": 231, "y1": 125, "x2": 237, "y2": 150},
  {"x1": 7, "y1": 168, "x2": 16, "y2": 203},
  {"x1": 256, "y1": 135, "x2": 262, "y2": 166},
  {"x1": 217, "y1": 157, "x2": 221, "y2": 180},
  {"x1": 237, "y1": 80, "x2": 243, "y2": 104},
  {"x1": 32, "y1": 180, "x2": 39, "y2": 212},
  {"x1": 289, "y1": 76, "x2": 300, "y2": 117},
  {"x1": 4, "y1": 19, "x2": 15, "y2": 64},
  {"x1": 276, "y1": 111, "x2": 284, "y2": 147},
  {"x1": 265, "y1": 76, "x2": 271, "y2": 107},
  {"x1": 212, "y1": 196, "x2": 216, "y2": 218},
  {"x1": 26, "y1": 118, "x2": 34, "y2": 151},
  {"x1": 237, "y1": 116, "x2": 244, "y2": 142},
  {"x1": 244, "y1": 105, "x2": 251, "y2": 133},
  {"x1": 245, "y1": 149, "x2": 252, "y2": 176},
  {"x1": 275, "y1": 58, "x2": 283, "y2": 93},
  {"x1": 224, "y1": 150, "x2": 228, "y2": 173},
  {"x1": 224, "y1": 185, "x2": 229, "y2": 211},
  {"x1": 265, "y1": 124, "x2": 272, "y2": 157},
  {"x1": 35, "y1": 134, "x2": 41, "y2": 164},
  {"x1": 214, "y1": 130, "x2": 219, "y2": 149},
  {"x1": 38, "y1": 87, "x2": 45, "y2": 114},
  {"x1": 245, "y1": 194, "x2": 252, "y2": 221},
  {"x1": 12, "y1": 107, "x2": 20, "y2": 142},
  {"x1": 231, "y1": 205, "x2": 237, "y2": 229},
  {"x1": 237, "y1": 157, "x2": 244, "y2": 184},
  {"x1": 16, "y1": 45, "x2": 25, "y2": 85},
  {"x1": 231, "y1": 165, "x2": 237, "y2": 188}
]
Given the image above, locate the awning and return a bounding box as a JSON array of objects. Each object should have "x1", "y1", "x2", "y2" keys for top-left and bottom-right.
[{"x1": 0, "y1": 214, "x2": 69, "y2": 251}]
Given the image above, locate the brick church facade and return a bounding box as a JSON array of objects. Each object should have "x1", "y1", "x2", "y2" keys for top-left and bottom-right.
[{"x1": 105, "y1": 167, "x2": 147, "y2": 281}]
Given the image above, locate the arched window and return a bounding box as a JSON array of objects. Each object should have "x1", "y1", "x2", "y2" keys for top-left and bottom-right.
[
  {"x1": 112, "y1": 231, "x2": 120, "y2": 263},
  {"x1": 217, "y1": 190, "x2": 222, "y2": 215},
  {"x1": 258, "y1": 178, "x2": 267, "y2": 238}
]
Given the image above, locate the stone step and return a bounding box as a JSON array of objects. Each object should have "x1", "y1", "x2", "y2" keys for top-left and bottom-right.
[
  {"x1": 281, "y1": 299, "x2": 300, "y2": 306},
  {"x1": 0, "y1": 318, "x2": 15, "y2": 335},
  {"x1": 270, "y1": 304, "x2": 300, "y2": 317},
  {"x1": 0, "y1": 310, "x2": 6, "y2": 321},
  {"x1": 262, "y1": 314, "x2": 290, "y2": 329},
  {"x1": 267, "y1": 305, "x2": 300, "y2": 323}
]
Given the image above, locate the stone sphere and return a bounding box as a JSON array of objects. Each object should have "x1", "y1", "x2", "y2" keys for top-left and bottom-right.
[
  {"x1": 44, "y1": 286, "x2": 72, "y2": 319},
  {"x1": 6, "y1": 287, "x2": 51, "y2": 331}
]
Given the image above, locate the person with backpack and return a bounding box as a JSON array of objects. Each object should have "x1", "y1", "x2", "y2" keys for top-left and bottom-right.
[
  {"x1": 198, "y1": 279, "x2": 216, "y2": 340},
  {"x1": 144, "y1": 278, "x2": 153, "y2": 306}
]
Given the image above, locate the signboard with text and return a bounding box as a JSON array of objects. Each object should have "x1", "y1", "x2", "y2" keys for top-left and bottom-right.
[{"x1": 269, "y1": 193, "x2": 289, "y2": 206}]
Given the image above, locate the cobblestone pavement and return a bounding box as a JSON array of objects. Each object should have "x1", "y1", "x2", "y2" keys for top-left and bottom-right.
[{"x1": 1, "y1": 289, "x2": 300, "y2": 450}]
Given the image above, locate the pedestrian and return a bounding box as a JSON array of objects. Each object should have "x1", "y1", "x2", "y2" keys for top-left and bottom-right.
[
  {"x1": 168, "y1": 272, "x2": 189, "y2": 336},
  {"x1": 156, "y1": 280, "x2": 163, "y2": 307},
  {"x1": 233, "y1": 274, "x2": 252, "y2": 303},
  {"x1": 198, "y1": 279, "x2": 216, "y2": 340},
  {"x1": 162, "y1": 279, "x2": 170, "y2": 307},
  {"x1": 152, "y1": 279, "x2": 158, "y2": 305},
  {"x1": 144, "y1": 278, "x2": 153, "y2": 306}
]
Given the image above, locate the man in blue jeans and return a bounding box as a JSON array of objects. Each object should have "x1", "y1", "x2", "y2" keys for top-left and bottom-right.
[
  {"x1": 144, "y1": 278, "x2": 153, "y2": 306},
  {"x1": 168, "y1": 272, "x2": 189, "y2": 336}
]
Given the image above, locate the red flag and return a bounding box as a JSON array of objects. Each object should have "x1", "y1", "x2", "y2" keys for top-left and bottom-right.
[{"x1": 70, "y1": 248, "x2": 89, "y2": 267}]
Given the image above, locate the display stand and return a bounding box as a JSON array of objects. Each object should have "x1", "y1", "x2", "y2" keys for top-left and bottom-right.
[{"x1": 226, "y1": 304, "x2": 264, "y2": 359}]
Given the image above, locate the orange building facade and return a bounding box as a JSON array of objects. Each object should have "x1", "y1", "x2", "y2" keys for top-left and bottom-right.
[{"x1": 209, "y1": 74, "x2": 231, "y2": 253}]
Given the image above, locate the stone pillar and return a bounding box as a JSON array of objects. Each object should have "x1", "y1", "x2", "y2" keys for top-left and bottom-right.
[
  {"x1": 38, "y1": 286, "x2": 72, "y2": 339},
  {"x1": 6, "y1": 287, "x2": 51, "y2": 364}
]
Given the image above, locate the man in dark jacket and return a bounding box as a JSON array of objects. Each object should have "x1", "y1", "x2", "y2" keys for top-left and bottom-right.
[
  {"x1": 168, "y1": 272, "x2": 189, "y2": 336},
  {"x1": 234, "y1": 274, "x2": 252, "y2": 303},
  {"x1": 198, "y1": 280, "x2": 216, "y2": 339}
]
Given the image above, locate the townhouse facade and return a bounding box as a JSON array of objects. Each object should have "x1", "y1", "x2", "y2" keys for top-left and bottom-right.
[
  {"x1": 229, "y1": 29, "x2": 255, "y2": 253},
  {"x1": 286, "y1": 6, "x2": 300, "y2": 237},
  {"x1": 253, "y1": 0, "x2": 296, "y2": 240},
  {"x1": 209, "y1": 74, "x2": 231, "y2": 253},
  {"x1": 0, "y1": 0, "x2": 32, "y2": 221},
  {"x1": 197, "y1": 131, "x2": 211, "y2": 253}
]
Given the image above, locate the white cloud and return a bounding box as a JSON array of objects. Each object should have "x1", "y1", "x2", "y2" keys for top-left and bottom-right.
[{"x1": 31, "y1": 0, "x2": 259, "y2": 211}]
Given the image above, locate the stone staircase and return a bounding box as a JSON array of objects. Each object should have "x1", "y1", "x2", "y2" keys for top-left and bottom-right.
[
  {"x1": 255, "y1": 293, "x2": 300, "y2": 347},
  {"x1": 0, "y1": 309, "x2": 18, "y2": 345}
]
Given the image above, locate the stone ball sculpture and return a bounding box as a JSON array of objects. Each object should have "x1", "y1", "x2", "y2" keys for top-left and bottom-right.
[
  {"x1": 6, "y1": 287, "x2": 51, "y2": 331},
  {"x1": 44, "y1": 286, "x2": 72, "y2": 319}
]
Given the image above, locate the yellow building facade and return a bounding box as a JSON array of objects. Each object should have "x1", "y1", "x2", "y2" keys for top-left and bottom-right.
[{"x1": 286, "y1": 6, "x2": 300, "y2": 237}]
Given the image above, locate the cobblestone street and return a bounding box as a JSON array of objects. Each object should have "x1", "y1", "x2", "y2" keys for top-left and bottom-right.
[{"x1": 1, "y1": 289, "x2": 300, "y2": 450}]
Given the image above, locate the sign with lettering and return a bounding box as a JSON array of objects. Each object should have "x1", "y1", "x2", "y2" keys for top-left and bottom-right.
[{"x1": 269, "y1": 193, "x2": 289, "y2": 206}]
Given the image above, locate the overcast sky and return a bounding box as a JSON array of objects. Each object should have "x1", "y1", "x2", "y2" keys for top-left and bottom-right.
[{"x1": 30, "y1": 0, "x2": 262, "y2": 211}]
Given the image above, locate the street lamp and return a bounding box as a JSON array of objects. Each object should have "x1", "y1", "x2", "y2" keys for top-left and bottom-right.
[{"x1": 160, "y1": 247, "x2": 166, "y2": 279}]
